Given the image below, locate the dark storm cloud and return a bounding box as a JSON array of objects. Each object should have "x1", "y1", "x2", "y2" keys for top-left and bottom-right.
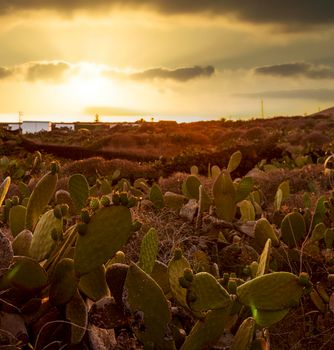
[
  {"x1": 129, "y1": 66, "x2": 215, "y2": 82},
  {"x1": 1, "y1": 1, "x2": 334, "y2": 28},
  {"x1": 26, "y1": 62, "x2": 71, "y2": 82},
  {"x1": 255, "y1": 63, "x2": 334, "y2": 79},
  {"x1": 0, "y1": 66, "x2": 14, "y2": 79},
  {"x1": 236, "y1": 89, "x2": 334, "y2": 101}
]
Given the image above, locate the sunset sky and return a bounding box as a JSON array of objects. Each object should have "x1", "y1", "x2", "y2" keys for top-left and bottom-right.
[{"x1": 0, "y1": 1, "x2": 334, "y2": 122}]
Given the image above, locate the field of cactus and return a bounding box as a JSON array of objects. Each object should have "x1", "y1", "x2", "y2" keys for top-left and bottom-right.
[{"x1": 1, "y1": 116, "x2": 334, "y2": 349}]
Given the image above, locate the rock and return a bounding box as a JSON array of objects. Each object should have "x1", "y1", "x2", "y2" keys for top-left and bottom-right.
[{"x1": 180, "y1": 199, "x2": 198, "y2": 222}]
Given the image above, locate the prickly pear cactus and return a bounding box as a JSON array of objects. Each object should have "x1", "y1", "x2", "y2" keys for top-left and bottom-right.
[
  {"x1": 213, "y1": 170, "x2": 236, "y2": 221},
  {"x1": 79, "y1": 265, "x2": 109, "y2": 301},
  {"x1": 198, "y1": 185, "x2": 211, "y2": 214},
  {"x1": 9, "y1": 205, "x2": 26, "y2": 237},
  {"x1": 180, "y1": 306, "x2": 232, "y2": 350},
  {"x1": 164, "y1": 192, "x2": 186, "y2": 210},
  {"x1": 25, "y1": 166, "x2": 58, "y2": 231},
  {"x1": 185, "y1": 271, "x2": 231, "y2": 313},
  {"x1": 252, "y1": 308, "x2": 290, "y2": 327},
  {"x1": 124, "y1": 262, "x2": 176, "y2": 349},
  {"x1": 12, "y1": 229, "x2": 32, "y2": 256},
  {"x1": 237, "y1": 272, "x2": 304, "y2": 310},
  {"x1": 49, "y1": 258, "x2": 78, "y2": 305},
  {"x1": 256, "y1": 239, "x2": 271, "y2": 277},
  {"x1": 280, "y1": 212, "x2": 306, "y2": 248},
  {"x1": 182, "y1": 175, "x2": 201, "y2": 200},
  {"x1": 138, "y1": 228, "x2": 159, "y2": 274},
  {"x1": 149, "y1": 183, "x2": 164, "y2": 209},
  {"x1": 68, "y1": 173, "x2": 89, "y2": 212},
  {"x1": 74, "y1": 205, "x2": 134, "y2": 276},
  {"x1": 106, "y1": 263, "x2": 129, "y2": 305},
  {"x1": 29, "y1": 209, "x2": 63, "y2": 261},
  {"x1": 66, "y1": 289, "x2": 88, "y2": 344},
  {"x1": 0, "y1": 176, "x2": 11, "y2": 207},
  {"x1": 231, "y1": 317, "x2": 256, "y2": 350},
  {"x1": 168, "y1": 249, "x2": 191, "y2": 309},
  {"x1": 238, "y1": 200, "x2": 255, "y2": 222},
  {"x1": 235, "y1": 177, "x2": 254, "y2": 203},
  {"x1": 254, "y1": 218, "x2": 279, "y2": 249},
  {"x1": 227, "y1": 150, "x2": 242, "y2": 173},
  {"x1": 0, "y1": 256, "x2": 47, "y2": 292}
]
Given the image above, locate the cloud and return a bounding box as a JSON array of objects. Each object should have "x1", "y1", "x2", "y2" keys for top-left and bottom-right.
[
  {"x1": 236, "y1": 88, "x2": 334, "y2": 101},
  {"x1": 0, "y1": 1, "x2": 333, "y2": 29},
  {"x1": 0, "y1": 61, "x2": 72, "y2": 83},
  {"x1": 255, "y1": 62, "x2": 334, "y2": 79},
  {"x1": 25, "y1": 62, "x2": 71, "y2": 82},
  {"x1": 0, "y1": 66, "x2": 15, "y2": 79},
  {"x1": 106, "y1": 65, "x2": 215, "y2": 82},
  {"x1": 83, "y1": 106, "x2": 144, "y2": 116}
]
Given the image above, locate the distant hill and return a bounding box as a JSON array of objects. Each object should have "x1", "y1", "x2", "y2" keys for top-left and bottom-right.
[{"x1": 311, "y1": 106, "x2": 334, "y2": 117}]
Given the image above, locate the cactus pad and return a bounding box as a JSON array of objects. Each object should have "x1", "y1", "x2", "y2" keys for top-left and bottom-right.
[
  {"x1": 0, "y1": 176, "x2": 11, "y2": 207},
  {"x1": 124, "y1": 262, "x2": 175, "y2": 349},
  {"x1": 182, "y1": 176, "x2": 201, "y2": 200},
  {"x1": 186, "y1": 272, "x2": 231, "y2": 313},
  {"x1": 237, "y1": 272, "x2": 304, "y2": 311},
  {"x1": 139, "y1": 228, "x2": 158, "y2": 274},
  {"x1": 12, "y1": 229, "x2": 32, "y2": 256},
  {"x1": 25, "y1": 171, "x2": 58, "y2": 231},
  {"x1": 74, "y1": 206, "x2": 133, "y2": 276},
  {"x1": 231, "y1": 317, "x2": 256, "y2": 350},
  {"x1": 9, "y1": 205, "x2": 26, "y2": 237},
  {"x1": 68, "y1": 174, "x2": 89, "y2": 212},
  {"x1": 149, "y1": 183, "x2": 164, "y2": 208},
  {"x1": 281, "y1": 212, "x2": 306, "y2": 248},
  {"x1": 227, "y1": 150, "x2": 242, "y2": 173},
  {"x1": 254, "y1": 218, "x2": 279, "y2": 249},
  {"x1": 29, "y1": 209, "x2": 63, "y2": 261},
  {"x1": 78, "y1": 265, "x2": 109, "y2": 301},
  {"x1": 256, "y1": 239, "x2": 271, "y2": 277}
]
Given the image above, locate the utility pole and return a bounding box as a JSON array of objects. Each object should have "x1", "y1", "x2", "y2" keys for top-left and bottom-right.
[
  {"x1": 94, "y1": 113, "x2": 100, "y2": 123},
  {"x1": 18, "y1": 111, "x2": 23, "y2": 133},
  {"x1": 261, "y1": 99, "x2": 264, "y2": 118}
]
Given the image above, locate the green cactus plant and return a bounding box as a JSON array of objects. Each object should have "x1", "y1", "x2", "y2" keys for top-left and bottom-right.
[
  {"x1": 182, "y1": 175, "x2": 201, "y2": 200},
  {"x1": 124, "y1": 262, "x2": 176, "y2": 349},
  {"x1": 139, "y1": 228, "x2": 159, "y2": 274},
  {"x1": 29, "y1": 209, "x2": 63, "y2": 261},
  {"x1": 256, "y1": 239, "x2": 271, "y2": 277},
  {"x1": 180, "y1": 306, "x2": 232, "y2": 350},
  {"x1": 213, "y1": 170, "x2": 236, "y2": 221},
  {"x1": 0, "y1": 176, "x2": 11, "y2": 207},
  {"x1": 164, "y1": 192, "x2": 186, "y2": 210},
  {"x1": 231, "y1": 317, "x2": 256, "y2": 350},
  {"x1": 238, "y1": 200, "x2": 255, "y2": 222},
  {"x1": 149, "y1": 183, "x2": 164, "y2": 209},
  {"x1": 74, "y1": 205, "x2": 134, "y2": 276},
  {"x1": 227, "y1": 150, "x2": 242, "y2": 173},
  {"x1": 235, "y1": 177, "x2": 254, "y2": 203},
  {"x1": 254, "y1": 218, "x2": 280, "y2": 249},
  {"x1": 0, "y1": 256, "x2": 47, "y2": 293},
  {"x1": 49, "y1": 258, "x2": 78, "y2": 305},
  {"x1": 236, "y1": 271, "x2": 304, "y2": 311},
  {"x1": 280, "y1": 212, "x2": 306, "y2": 248},
  {"x1": 185, "y1": 271, "x2": 231, "y2": 313},
  {"x1": 106, "y1": 263, "x2": 129, "y2": 305},
  {"x1": 211, "y1": 165, "x2": 221, "y2": 180},
  {"x1": 78, "y1": 265, "x2": 109, "y2": 301},
  {"x1": 12, "y1": 229, "x2": 32, "y2": 256},
  {"x1": 66, "y1": 289, "x2": 88, "y2": 344},
  {"x1": 25, "y1": 166, "x2": 58, "y2": 231},
  {"x1": 68, "y1": 173, "x2": 89, "y2": 212},
  {"x1": 168, "y1": 249, "x2": 191, "y2": 310},
  {"x1": 9, "y1": 205, "x2": 26, "y2": 237}
]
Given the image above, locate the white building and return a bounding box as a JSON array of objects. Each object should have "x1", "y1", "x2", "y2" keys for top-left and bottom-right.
[{"x1": 22, "y1": 121, "x2": 51, "y2": 134}]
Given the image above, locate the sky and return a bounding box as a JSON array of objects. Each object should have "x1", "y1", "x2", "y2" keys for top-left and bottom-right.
[{"x1": 0, "y1": 1, "x2": 334, "y2": 122}]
